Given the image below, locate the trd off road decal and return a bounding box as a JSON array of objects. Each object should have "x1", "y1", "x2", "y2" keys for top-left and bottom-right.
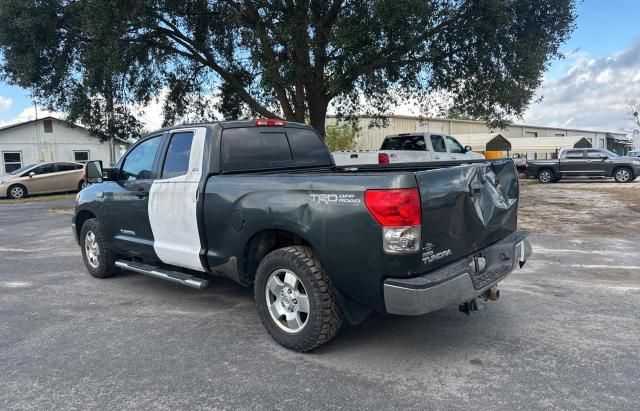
[
  {"x1": 422, "y1": 242, "x2": 452, "y2": 264},
  {"x1": 309, "y1": 193, "x2": 361, "y2": 205}
]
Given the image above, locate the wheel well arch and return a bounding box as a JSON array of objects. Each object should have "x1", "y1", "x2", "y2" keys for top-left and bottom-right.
[
  {"x1": 242, "y1": 229, "x2": 312, "y2": 285},
  {"x1": 75, "y1": 210, "x2": 96, "y2": 240},
  {"x1": 7, "y1": 183, "x2": 27, "y2": 193},
  {"x1": 537, "y1": 167, "x2": 555, "y2": 176},
  {"x1": 612, "y1": 165, "x2": 633, "y2": 176}
]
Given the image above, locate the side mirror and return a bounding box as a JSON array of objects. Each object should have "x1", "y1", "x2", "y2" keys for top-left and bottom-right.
[
  {"x1": 85, "y1": 160, "x2": 104, "y2": 184},
  {"x1": 599, "y1": 154, "x2": 608, "y2": 160},
  {"x1": 28, "y1": 171, "x2": 35, "y2": 178},
  {"x1": 464, "y1": 145, "x2": 473, "y2": 153}
]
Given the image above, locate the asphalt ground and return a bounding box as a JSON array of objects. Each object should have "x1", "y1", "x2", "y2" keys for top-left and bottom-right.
[{"x1": 1, "y1": 187, "x2": 639, "y2": 410}]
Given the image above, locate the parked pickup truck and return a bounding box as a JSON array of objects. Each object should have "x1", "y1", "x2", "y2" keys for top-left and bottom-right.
[
  {"x1": 73, "y1": 119, "x2": 531, "y2": 352},
  {"x1": 332, "y1": 132, "x2": 484, "y2": 166},
  {"x1": 526, "y1": 148, "x2": 640, "y2": 183}
]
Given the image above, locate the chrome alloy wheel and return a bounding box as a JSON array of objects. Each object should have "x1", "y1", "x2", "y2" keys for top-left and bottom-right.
[
  {"x1": 615, "y1": 168, "x2": 630, "y2": 182},
  {"x1": 9, "y1": 186, "x2": 24, "y2": 198},
  {"x1": 84, "y1": 230, "x2": 100, "y2": 269},
  {"x1": 265, "y1": 269, "x2": 310, "y2": 334},
  {"x1": 539, "y1": 170, "x2": 552, "y2": 183}
]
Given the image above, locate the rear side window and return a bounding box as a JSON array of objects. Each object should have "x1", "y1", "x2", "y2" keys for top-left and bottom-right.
[
  {"x1": 222, "y1": 129, "x2": 292, "y2": 171},
  {"x1": 430, "y1": 135, "x2": 447, "y2": 153},
  {"x1": 565, "y1": 150, "x2": 584, "y2": 159},
  {"x1": 286, "y1": 128, "x2": 332, "y2": 165},
  {"x1": 381, "y1": 135, "x2": 426, "y2": 151},
  {"x1": 162, "y1": 132, "x2": 194, "y2": 178}
]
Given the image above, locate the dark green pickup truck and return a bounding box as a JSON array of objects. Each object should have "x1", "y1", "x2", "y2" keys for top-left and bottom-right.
[{"x1": 73, "y1": 119, "x2": 531, "y2": 351}]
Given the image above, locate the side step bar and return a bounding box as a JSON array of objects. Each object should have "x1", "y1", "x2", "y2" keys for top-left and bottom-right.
[{"x1": 115, "y1": 260, "x2": 209, "y2": 290}]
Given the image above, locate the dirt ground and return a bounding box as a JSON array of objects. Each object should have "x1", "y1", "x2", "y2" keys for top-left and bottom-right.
[{"x1": 518, "y1": 179, "x2": 640, "y2": 235}]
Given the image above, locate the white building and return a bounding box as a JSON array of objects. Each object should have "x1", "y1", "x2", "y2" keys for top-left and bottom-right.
[
  {"x1": 0, "y1": 116, "x2": 128, "y2": 174},
  {"x1": 327, "y1": 115, "x2": 632, "y2": 155}
]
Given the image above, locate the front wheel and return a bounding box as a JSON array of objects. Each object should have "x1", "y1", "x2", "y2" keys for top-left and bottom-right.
[
  {"x1": 7, "y1": 184, "x2": 27, "y2": 199},
  {"x1": 254, "y1": 246, "x2": 343, "y2": 352},
  {"x1": 78, "y1": 180, "x2": 89, "y2": 191},
  {"x1": 80, "y1": 218, "x2": 116, "y2": 278},
  {"x1": 613, "y1": 167, "x2": 633, "y2": 183}
]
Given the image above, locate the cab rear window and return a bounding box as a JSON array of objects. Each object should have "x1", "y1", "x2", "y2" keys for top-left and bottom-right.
[{"x1": 221, "y1": 127, "x2": 330, "y2": 171}]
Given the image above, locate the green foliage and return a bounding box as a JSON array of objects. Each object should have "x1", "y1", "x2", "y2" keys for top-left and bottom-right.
[
  {"x1": 325, "y1": 124, "x2": 358, "y2": 151},
  {"x1": 0, "y1": 0, "x2": 577, "y2": 138}
]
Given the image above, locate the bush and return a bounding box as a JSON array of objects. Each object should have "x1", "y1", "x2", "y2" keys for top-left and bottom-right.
[{"x1": 324, "y1": 124, "x2": 358, "y2": 151}]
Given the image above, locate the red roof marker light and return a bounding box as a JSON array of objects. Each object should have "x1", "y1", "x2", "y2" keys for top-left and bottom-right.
[{"x1": 255, "y1": 118, "x2": 285, "y2": 127}]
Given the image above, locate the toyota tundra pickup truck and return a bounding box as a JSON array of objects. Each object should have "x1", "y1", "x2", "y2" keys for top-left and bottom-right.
[
  {"x1": 526, "y1": 148, "x2": 640, "y2": 183},
  {"x1": 73, "y1": 119, "x2": 531, "y2": 352},
  {"x1": 332, "y1": 132, "x2": 484, "y2": 166}
]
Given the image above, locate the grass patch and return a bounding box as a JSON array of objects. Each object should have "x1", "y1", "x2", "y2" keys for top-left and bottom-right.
[{"x1": 0, "y1": 192, "x2": 76, "y2": 205}]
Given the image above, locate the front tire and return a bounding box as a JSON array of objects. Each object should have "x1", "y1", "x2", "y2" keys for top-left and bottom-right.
[
  {"x1": 78, "y1": 180, "x2": 89, "y2": 191},
  {"x1": 254, "y1": 246, "x2": 343, "y2": 352},
  {"x1": 613, "y1": 167, "x2": 633, "y2": 183},
  {"x1": 537, "y1": 169, "x2": 555, "y2": 184},
  {"x1": 7, "y1": 184, "x2": 27, "y2": 199},
  {"x1": 80, "y1": 218, "x2": 116, "y2": 278}
]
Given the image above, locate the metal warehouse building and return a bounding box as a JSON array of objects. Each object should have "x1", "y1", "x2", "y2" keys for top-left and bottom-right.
[
  {"x1": 327, "y1": 115, "x2": 631, "y2": 156},
  {"x1": 0, "y1": 116, "x2": 128, "y2": 174}
]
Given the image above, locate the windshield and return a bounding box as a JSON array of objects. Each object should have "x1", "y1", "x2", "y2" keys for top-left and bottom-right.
[
  {"x1": 9, "y1": 164, "x2": 37, "y2": 175},
  {"x1": 602, "y1": 149, "x2": 619, "y2": 158}
]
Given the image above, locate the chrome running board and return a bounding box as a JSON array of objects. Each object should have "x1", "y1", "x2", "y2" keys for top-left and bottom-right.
[{"x1": 115, "y1": 260, "x2": 209, "y2": 289}]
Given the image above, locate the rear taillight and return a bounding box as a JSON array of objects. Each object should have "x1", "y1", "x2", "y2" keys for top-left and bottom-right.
[
  {"x1": 378, "y1": 153, "x2": 390, "y2": 164},
  {"x1": 364, "y1": 188, "x2": 421, "y2": 254},
  {"x1": 255, "y1": 118, "x2": 285, "y2": 127}
]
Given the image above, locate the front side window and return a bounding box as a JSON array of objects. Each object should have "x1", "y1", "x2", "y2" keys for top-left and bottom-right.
[
  {"x1": 32, "y1": 164, "x2": 56, "y2": 175},
  {"x1": 57, "y1": 163, "x2": 83, "y2": 172},
  {"x1": 445, "y1": 136, "x2": 464, "y2": 154},
  {"x1": 565, "y1": 150, "x2": 584, "y2": 160},
  {"x1": 430, "y1": 135, "x2": 447, "y2": 153},
  {"x1": 587, "y1": 150, "x2": 605, "y2": 159},
  {"x1": 74, "y1": 151, "x2": 90, "y2": 163},
  {"x1": 3, "y1": 151, "x2": 22, "y2": 173},
  {"x1": 120, "y1": 136, "x2": 162, "y2": 181},
  {"x1": 162, "y1": 132, "x2": 194, "y2": 178}
]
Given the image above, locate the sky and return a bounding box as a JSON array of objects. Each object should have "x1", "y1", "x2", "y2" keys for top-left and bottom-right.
[{"x1": 0, "y1": 0, "x2": 639, "y2": 134}]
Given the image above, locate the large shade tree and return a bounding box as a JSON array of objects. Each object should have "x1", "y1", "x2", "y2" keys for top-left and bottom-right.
[{"x1": 0, "y1": 0, "x2": 576, "y2": 139}]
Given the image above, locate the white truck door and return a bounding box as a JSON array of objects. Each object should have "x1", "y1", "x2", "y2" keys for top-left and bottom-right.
[
  {"x1": 148, "y1": 127, "x2": 207, "y2": 272},
  {"x1": 429, "y1": 134, "x2": 450, "y2": 161},
  {"x1": 444, "y1": 135, "x2": 467, "y2": 160}
]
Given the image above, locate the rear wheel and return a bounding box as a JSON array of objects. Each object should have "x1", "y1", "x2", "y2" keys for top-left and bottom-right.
[
  {"x1": 80, "y1": 218, "x2": 116, "y2": 278},
  {"x1": 254, "y1": 246, "x2": 343, "y2": 352},
  {"x1": 7, "y1": 184, "x2": 27, "y2": 199},
  {"x1": 537, "y1": 169, "x2": 555, "y2": 184},
  {"x1": 613, "y1": 167, "x2": 633, "y2": 183}
]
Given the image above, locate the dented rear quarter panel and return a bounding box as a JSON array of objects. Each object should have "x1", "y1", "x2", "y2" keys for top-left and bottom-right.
[{"x1": 202, "y1": 160, "x2": 519, "y2": 312}]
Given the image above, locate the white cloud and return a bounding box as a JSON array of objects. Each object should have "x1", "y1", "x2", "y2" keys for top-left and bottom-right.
[
  {"x1": 523, "y1": 38, "x2": 640, "y2": 134},
  {"x1": 0, "y1": 96, "x2": 12, "y2": 112},
  {"x1": 0, "y1": 106, "x2": 59, "y2": 128}
]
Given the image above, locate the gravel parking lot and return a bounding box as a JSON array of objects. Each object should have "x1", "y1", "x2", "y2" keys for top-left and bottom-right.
[{"x1": 1, "y1": 183, "x2": 639, "y2": 410}]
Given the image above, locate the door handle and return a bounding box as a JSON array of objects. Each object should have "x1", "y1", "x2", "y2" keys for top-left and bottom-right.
[
  {"x1": 135, "y1": 190, "x2": 148, "y2": 199},
  {"x1": 434, "y1": 156, "x2": 440, "y2": 159}
]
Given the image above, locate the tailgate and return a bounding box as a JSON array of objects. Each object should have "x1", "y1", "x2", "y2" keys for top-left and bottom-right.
[{"x1": 415, "y1": 159, "x2": 519, "y2": 270}]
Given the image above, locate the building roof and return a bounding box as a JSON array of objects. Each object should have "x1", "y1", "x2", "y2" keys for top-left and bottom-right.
[
  {"x1": 0, "y1": 116, "x2": 129, "y2": 144},
  {"x1": 508, "y1": 136, "x2": 592, "y2": 152},
  {"x1": 327, "y1": 114, "x2": 628, "y2": 138},
  {"x1": 453, "y1": 133, "x2": 511, "y2": 151}
]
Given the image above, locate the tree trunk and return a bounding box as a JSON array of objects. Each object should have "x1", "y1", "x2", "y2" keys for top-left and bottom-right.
[{"x1": 308, "y1": 102, "x2": 328, "y2": 138}]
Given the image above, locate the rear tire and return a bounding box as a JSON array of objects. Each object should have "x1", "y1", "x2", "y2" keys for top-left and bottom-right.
[
  {"x1": 80, "y1": 218, "x2": 116, "y2": 278},
  {"x1": 7, "y1": 184, "x2": 27, "y2": 199},
  {"x1": 613, "y1": 167, "x2": 633, "y2": 183},
  {"x1": 254, "y1": 246, "x2": 343, "y2": 352},
  {"x1": 537, "y1": 169, "x2": 555, "y2": 184}
]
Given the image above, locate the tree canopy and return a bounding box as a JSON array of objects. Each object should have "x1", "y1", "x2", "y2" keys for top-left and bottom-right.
[{"x1": 0, "y1": 0, "x2": 576, "y2": 139}]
